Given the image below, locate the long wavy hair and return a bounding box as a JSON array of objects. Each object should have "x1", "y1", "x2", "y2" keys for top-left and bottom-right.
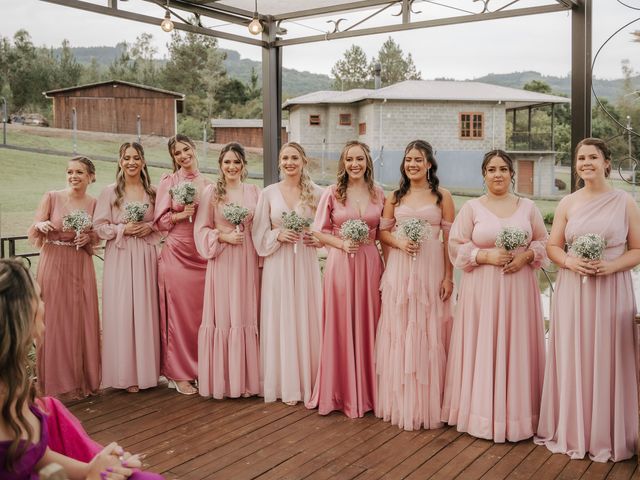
[
  {"x1": 335, "y1": 140, "x2": 376, "y2": 204},
  {"x1": 574, "y1": 137, "x2": 612, "y2": 189},
  {"x1": 215, "y1": 142, "x2": 248, "y2": 203},
  {"x1": 481, "y1": 149, "x2": 516, "y2": 191},
  {"x1": 392, "y1": 140, "x2": 442, "y2": 206},
  {"x1": 167, "y1": 134, "x2": 198, "y2": 173},
  {"x1": 114, "y1": 142, "x2": 155, "y2": 208},
  {"x1": 279, "y1": 142, "x2": 318, "y2": 210},
  {"x1": 0, "y1": 259, "x2": 38, "y2": 472}
]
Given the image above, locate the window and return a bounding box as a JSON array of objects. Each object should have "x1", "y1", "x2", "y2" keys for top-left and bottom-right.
[
  {"x1": 339, "y1": 113, "x2": 352, "y2": 126},
  {"x1": 460, "y1": 113, "x2": 484, "y2": 139},
  {"x1": 359, "y1": 122, "x2": 366, "y2": 135},
  {"x1": 309, "y1": 114, "x2": 321, "y2": 126}
]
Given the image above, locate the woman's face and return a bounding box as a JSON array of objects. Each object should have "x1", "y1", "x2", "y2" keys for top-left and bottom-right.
[
  {"x1": 172, "y1": 141, "x2": 196, "y2": 170},
  {"x1": 66, "y1": 161, "x2": 93, "y2": 191},
  {"x1": 120, "y1": 146, "x2": 144, "y2": 179},
  {"x1": 576, "y1": 144, "x2": 609, "y2": 182},
  {"x1": 220, "y1": 150, "x2": 244, "y2": 183},
  {"x1": 279, "y1": 146, "x2": 304, "y2": 178},
  {"x1": 403, "y1": 147, "x2": 431, "y2": 182},
  {"x1": 484, "y1": 156, "x2": 512, "y2": 195},
  {"x1": 344, "y1": 145, "x2": 368, "y2": 181}
]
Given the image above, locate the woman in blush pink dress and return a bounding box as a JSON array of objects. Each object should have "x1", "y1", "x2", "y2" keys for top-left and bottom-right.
[
  {"x1": 195, "y1": 143, "x2": 261, "y2": 399},
  {"x1": 252, "y1": 142, "x2": 324, "y2": 406},
  {"x1": 375, "y1": 140, "x2": 455, "y2": 431},
  {"x1": 306, "y1": 140, "x2": 385, "y2": 418},
  {"x1": 154, "y1": 134, "x2": 211, "y2": 395},
  {"x1": 536, "y1": 138, "x2": 640, "y2": 462},
  {"x1": 94, "y1": 142, "x2": 161, "y2": 393},
  {"x1": 28, "y1": 156, "x2": 101, "y2": 399},
  {"x1": 441, "y1": 149, "x2": 548, "y2": 442}
]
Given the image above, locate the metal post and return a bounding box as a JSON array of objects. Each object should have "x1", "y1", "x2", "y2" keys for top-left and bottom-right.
[
  {"x1": 627, "y1": 116, "x2": 636, "y2": 199},
  {"x1": 71, "y1": 107, "x2": 77, "y2": 154},
  {"x1": 136, "y1": 114, "x2": 141, "y2": 143},
  {"x1": 203, "y1": 122, "x2": 208, "y2": 164},
  {"x1": 550, "y1": 103, "x2": 555, "y2": 151},
  {"x1": 1, "y1": 97, "x2": 6, "y2": 145},
  {"x1": 261, "y1": 16, "x2": 282, "y2": 186}
]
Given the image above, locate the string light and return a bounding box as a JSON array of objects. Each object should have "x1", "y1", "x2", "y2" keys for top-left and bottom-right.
[{"x1": 248, "y1": 0, "x2": 263, "y2": 35}]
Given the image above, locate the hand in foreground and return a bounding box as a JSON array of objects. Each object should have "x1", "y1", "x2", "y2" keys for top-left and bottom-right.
[
  {"x1": 302, "y1": 231, "x2": 322, "y2": 248},
  {"x1": 74, "y1": 232, "x2": 92, "y2": 248},
  {"x1": 35, "y1": 221, "x2": 56, "y2": 234},
  {"x1": 278, "y1": 229, "x2": 300, "y2": 244},
  {"x1": 341, "y1": 239, "x2": 359, "y2": 255},
  {"x1": 128, "y1": 223, "x2": 154, "y2": 238},
  {"x1": 86, "y1": 443, "x2": 135, "y2": 480},
  {"x1": 221, "y1": 230, "x2": 245, "y2": 245},
  {"x1": 482, "y1": 248, "x2": 512, "y2": 267},
  {"x1": 502, "y1": 251, "x2": 530, "y2": 274},
  {"x1": 396, "y1": 238, "x2": 419, "y2": 257},
  {"x1": 439, "y1": 278, "x2": 453, "y2": 301},
  {"x1": 564, "y1": 256, "x2": 597, "y2": 276}
]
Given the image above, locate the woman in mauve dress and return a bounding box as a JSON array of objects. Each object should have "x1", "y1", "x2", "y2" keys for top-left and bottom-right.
[
  {"x1": 536, "y1": 138, "x2": 640, "y2": 462},
  {"x1": 154, "y1": 134, "x2": 211, "y2": 395},
  {"x1": 94, "y1": 142, "x2": 161, "y2": 393},
  {"x1": 195, "y1": 142, "x2": 261, "y2": 399},
  {"x1": 28, "y1": 156, "x2": 101, "y2": 399},
  {"x1": 306, "y1": 140, "x2": 385, "y2": 418},
  {"x1": 375, "y1": 140, "x2": 455, "y2": 431},
  {"x1": 252, "y1": 142, "x2": 324, "y2": 406},
  {"x1": 441, "y1": 149, "x2": 548, "y2": 442}
]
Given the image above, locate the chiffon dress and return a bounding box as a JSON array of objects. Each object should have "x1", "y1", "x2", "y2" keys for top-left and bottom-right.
[
  {"x1": 0, "y1": 406, "x2": 48, "y2": 480},
  {"x1": 94, "y1": 184, "x2": 161, "y2": 390},
  {"x1": 252, "y1": 183, "x2": 324, "y2": 404},
  {"x1": 441, "y1": 197, "x2": 548, "y2": 442},
  {"x1": 28, "y1": 190, "x2": 101, "y2": 398},
  {"x1": 306, "y1": 184, "x2": 385, "y2": 418},
  {"x1": 154, "y1": 170, "x2": 211, "y2": 383},
  {"x1": 195, "y1": 183, "x2": 261, "y2": 399},
  {"x1": 536, "y1": 189, "x2": 638, "y2": 462},
  {"x1": 375, "y1": 203, "x2": 453, "y2": 430}
]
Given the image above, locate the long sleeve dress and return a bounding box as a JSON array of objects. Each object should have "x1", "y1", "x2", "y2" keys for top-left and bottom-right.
[
  {"x1": 94, "y1": 184, "x2": 161, "y2": 390},
  {"x1": 441, "y1": 197, "x2": 548, "y2": 442},
  {"x1": 195, "y1": 183, "x2": 261, "y2": 399},
  {"x1": 252, "y1": 183, "x2": 324, "y2": 404}
]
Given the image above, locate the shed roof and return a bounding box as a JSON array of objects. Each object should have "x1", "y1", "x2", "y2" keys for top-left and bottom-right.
[
  {"x1": 44, "y1": 80, "x2": 185, "y2": 99},
  {"x1": 211, "y1": 119, "x2": 289, "y2": 128}
]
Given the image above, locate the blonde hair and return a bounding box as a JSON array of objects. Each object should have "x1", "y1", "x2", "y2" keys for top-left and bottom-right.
[
  {"x1": 167, "y1": 134, "x2": 198, "y2": 173},
  {"x1": 280, "y1": 142, "x2": 318, "y2": 210},
  {"x1": 335, "y1": 140, "x2": 376, "y2": 204},
  {"x1": 114, "y1": 142, "x2": 156, "y2": 208},
  {"x1": 215, "y1": 142, "x2": 248, "y2": 203}
]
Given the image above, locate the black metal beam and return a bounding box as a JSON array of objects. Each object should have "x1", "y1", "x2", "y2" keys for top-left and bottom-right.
[{"x1": 262, "y1": 16, "x2": 282, "y2": 186}]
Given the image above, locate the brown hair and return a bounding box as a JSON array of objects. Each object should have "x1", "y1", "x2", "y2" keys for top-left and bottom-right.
[
  {"x1": 215, "y1": 142, "x2": 248, "y2": 203},
  {"x1": 574, "y1": 137, "x2": 612, "y2": 189},
  {"x1": 167, "y1": 134, "x2": 197, "y2": 173},
  {"x1": 335, "y1": 140, "x2": 376, "y2": 204},
  {"x1": 114, "y1": 142, "x2": 156, "y2": 208},
  {"x1": 279, "y1": 142, "x2": 318, "y2": 210},
  {"x1": 481, "y1": 149, "x2": 515, "y2": 191},
  {"x1": 392, "y1": 139, "x2": 443, "y2": 206},
  {"x1": 69, "y1": 156, "x2": 96, "y2": 183}
]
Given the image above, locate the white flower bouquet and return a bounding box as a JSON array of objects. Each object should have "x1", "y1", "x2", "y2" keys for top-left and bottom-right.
[
  {"x1": 123, "y1": 202, "x2": 149, "y2": 223},
  {"x1": 495, "y1": 226, "x2": 529, "y2": 251},
  {"x1": 282, "y1": 210, "x2": 313, "y2": 254},
  {"x1": 62, "y1": 209, "x2": 92, "y2": 250},
  {"x1": 223, "y1": 203, "x2": 250, "y2": 232},
  {"x1": 570, "y1": 233, "x2": 606, "y2": 283},
  {"x1": 396, "y1": 218, "x2": 432, "y2": 261},
  {"x1": 339, "y1": 218, "x2": 370, "y2": 258},
  {"x1": 169, "y1": 181, "x2": 197, "y2": 222}
]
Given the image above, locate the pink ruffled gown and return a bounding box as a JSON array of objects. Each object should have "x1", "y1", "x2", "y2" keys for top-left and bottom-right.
[
  {"x1": 375, "y1": 204, "x2": 453, "y2": 430},
  {"x1": 536, "y1": 189, "x2": 638, "y2": 462},
  {"x1": 441, "y1": 197, "x2": 548, "y2": 442},
  {"x1": 194, "y1": 183, "x2": 261, "y2": 399}
]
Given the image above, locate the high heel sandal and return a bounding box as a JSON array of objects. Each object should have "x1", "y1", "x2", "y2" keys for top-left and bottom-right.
[{"x1": 167, "y1": 379, "x2": 197, "y2": 396}]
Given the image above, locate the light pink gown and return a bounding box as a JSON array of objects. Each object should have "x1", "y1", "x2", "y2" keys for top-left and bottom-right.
[
  {"x1": 94, "y1": 184, "x2": 161, "y2": 390},
  {"x1": 252, "y1": 183, "x2": 324, "y2": 404},
  {"x1": 441, "y1": 197, "x2": 548, "y2": 442},
  {"x1": 375, "y1": 203, "x2": 453, "y2": 430},
  {"x1": 306, "y1": 184, "x2": 385, "y2": 418},
  {"x1": 154, "y1": 170, "x2": 211, "y2": 382},
  {"x1": 28, "y1": 190, "x2": 101, "y2": 398},
  {"x1": 195, "y1": 183, "x2": 261, "y2": 399},
  {"x1": 536, "y1": 189, "x2": 638, "y2": 462}
]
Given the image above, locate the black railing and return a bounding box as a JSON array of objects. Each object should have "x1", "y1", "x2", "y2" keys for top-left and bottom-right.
[
  {"x1": 507, "y1": 132, "x2": 554, "y2": 151},
  {"x1": 0, "y1": 235, "x2": 104, "y2": 265}
]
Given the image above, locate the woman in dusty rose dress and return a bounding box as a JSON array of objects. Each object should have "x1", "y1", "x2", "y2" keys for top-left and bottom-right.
[
  {"x1": 252, "y1": 142, "x2": 324, "y2": 405},
  {"x1": 306, "y1": 140, "x2": 385, "y2": 418},
  {"x1": 375, "y1": 140, "x2": 455, "y2": 431},
  {"x1": 195, "y1": 142, "x2": 261, "y2": 399},
  {"x1": 154, "y1": 134, "x2": 211, "y2": 395},
  {"x1": 94, "y1": 142, "x2": 161, "y2": 393},
  {"x1": 28, "y1": 156, "x2": 101, "y2": 398},
  {"x1": 536, "y1": 138, "x2": 640, "y2": 462},
  {"x1": 441, "y1": 149, "x2": 548, "y2": 442}
]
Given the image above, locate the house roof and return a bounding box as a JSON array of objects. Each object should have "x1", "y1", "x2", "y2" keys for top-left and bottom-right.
[
  {"x1": 43, "y1": 80, "x2": 185, "y2": 99},
  {"x1": 211, "y1": 119, "x2": 289, "y2": 129}
]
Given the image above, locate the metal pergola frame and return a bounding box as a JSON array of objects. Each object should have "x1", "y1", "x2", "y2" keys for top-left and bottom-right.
[{"x1": 40, "y1": 0, "x2": 591, "y2": 189}]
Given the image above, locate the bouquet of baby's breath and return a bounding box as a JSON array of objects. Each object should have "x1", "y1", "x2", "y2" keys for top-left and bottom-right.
[
  {"x1": 223, "y1": 203, "x2": 250, "y2": 232},
  {"x1": 570, "y1": 233, "x2": 606, "y2": 283},
  {"x1": 169, "y1": 181, "x2": 197, "y2": 222},
  {"x1": 62, "y1": 209, "x2": 92, "y2": 250},
  {"x1": 282, "y1": 211, "x2": 313, "y2": 254},
  {"x1": 495, "y1": 226, "x2": 529, "y2": 251},
  {"x1": 340, "y1": 219, "x2": 370, "y2": 258},
  {"x1": 123, "y1": 202, "x2": 149, "y2": 223},
  {"x1": 396, "y1": 218, "x2": 432, "y2": 261}
]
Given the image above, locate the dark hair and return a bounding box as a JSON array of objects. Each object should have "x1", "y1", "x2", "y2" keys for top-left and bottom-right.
[
  {"x1": 574, "y1": 137, "x2": 612, "y2": 189},
  {"x1": 335, "y1": 140, "x2": 376, "y2": 204},
  {"x1": 114, "y1": 142, "x2": 155, "y2": 207},
  {"x1": 392, "y1": 140, "x2": 442, "y2": 205},
  {"x1": 215, "y1": 142, "x2": 247, "y2": 203},
  {"x1": 167, "y1": 134, "x2": 197, "y2": 173},
  {"x1": 69, "y1": 156, "x2": 96, "y2": 183},
  {"x1": 481, "y1": 149, "x2": 515, "y2": 191}
]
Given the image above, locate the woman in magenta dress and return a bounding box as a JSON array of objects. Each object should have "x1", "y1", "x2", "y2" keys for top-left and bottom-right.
[
  {"x1": 306, "y1": 140, "x2": 385, "y2": 418},
  {"x1": 95, "y1": 142, "x2": 161, "y2": 393},
  {"x1": 375, "y1": 140, "x2": 455, "y2": 430},
  {"x1": 195, "y1": 143, "x2": 261, "y2": 399},
  {"x1": 28, "y1": 156, "x2": 101, "y2": 399},
  {"x1": 252, "y1": 142, "x2": 324, "y2": 405},
  {"x1": 441, "y1": 149, "x2": 548, "y2": 442},
  {"x1": 536, "y1": 138, "x2": 640, "y2": 462},
  {"x1": 154, "y1": 134, "x2": 211, "y2": 395}
]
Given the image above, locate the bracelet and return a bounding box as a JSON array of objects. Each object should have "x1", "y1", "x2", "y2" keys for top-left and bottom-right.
[
  {"x1": 443, "y1": 278, "x2": 454, "y2": 284},
  {"x1": 170, "y1": 213, "x2": 178, "y2": 225}
]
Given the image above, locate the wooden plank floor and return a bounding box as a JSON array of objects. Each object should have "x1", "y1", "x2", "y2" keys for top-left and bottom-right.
[{"x1": 66, "y1": 387, "x2": 640, "y2": 480}]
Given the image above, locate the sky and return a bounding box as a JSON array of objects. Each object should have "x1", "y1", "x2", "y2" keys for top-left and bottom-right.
[{"x1": 1, "y1": 0, "x2": 638, "y2": 81}]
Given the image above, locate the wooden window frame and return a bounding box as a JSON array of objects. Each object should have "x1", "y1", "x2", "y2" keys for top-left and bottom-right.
[
  {"x1": 309, "y1": 114, "x2": 321, "y2": 126},
  {"x1": 339, "y1": 113, "x2": 352, "y2": 126},
  {"x1": 459, "y1": 112, "x2": 484, "y2": 139},
  {"x1": 359, "y1": 122, "x2": 366, "y2": 135}
]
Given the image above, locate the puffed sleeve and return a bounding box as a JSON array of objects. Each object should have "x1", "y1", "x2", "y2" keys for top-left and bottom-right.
[
  {"x1": 194, "y1": 184, "x2": 226, "y2": 260},
  {"x1": 448, "y1": 202, "x2": 481, "y2": 272},
  {"x1": 27, "y1": 191, "x2": 53, "y2": 248},
  {"x1": 313, "y1": 186, "x2": 335, "y2": 234},
  {"x1": 94, "y1": 186, "x2": 127, "y2": 248},
  {"x1": 154, "y1": 174, "x2": 175, "y2": 233},
  {"x1": 252, "y1": 188, "x2": 281, "y2": 257},
  {"x1": 527, "y1": 201, "x2": 549, "y2": 269}
]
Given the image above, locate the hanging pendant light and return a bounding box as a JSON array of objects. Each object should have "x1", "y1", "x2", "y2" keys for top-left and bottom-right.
[
  {"x1": 160, "y1": 1, "x2": 174, "y2": 32},
  {"x1": 248, "y1": 0, "x2": 263, "y2": 35}
]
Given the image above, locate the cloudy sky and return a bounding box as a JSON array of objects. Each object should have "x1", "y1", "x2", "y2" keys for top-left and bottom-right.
[{"x1": 1, "y1": 0, "x2": 638, "y2": 81}]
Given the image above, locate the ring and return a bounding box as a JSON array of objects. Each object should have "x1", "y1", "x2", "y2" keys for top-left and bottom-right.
[{"x1": 596, "y1": 268, "x2": 599, "y2": 273}]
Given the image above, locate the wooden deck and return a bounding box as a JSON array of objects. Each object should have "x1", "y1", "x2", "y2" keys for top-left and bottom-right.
[{"x1": 66, "y1": 387, "x2": 639, "y2": 480}]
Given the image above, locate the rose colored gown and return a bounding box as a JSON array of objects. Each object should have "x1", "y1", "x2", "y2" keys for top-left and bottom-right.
[
  {"x1": 375, "y1": 203, "x2": 453, "y2": 430},
  {"x1": 252, "y1": 183, "x2": 324, "y2": 404},
  {"x1": 154, "y1": 170, "x2": 211, "y2": 383},
  {"x1": 194, "y1": 183, "x2": 261, "y2": 399},
  {"x1": 536, "y1": 189, "x2": 638, "y2": 462},
  {"x1": 306, "y1": 184, "x2": 385, "y2": 418},
  {"x1": 94, "y1": 184, "x2": 162, "y2": 390},
  {"x1": 28, "y1": 190, "x2": 101, "y2": 398},
  {"x1": 441, "y1": 197, "x2": 548, "y2": 442}
]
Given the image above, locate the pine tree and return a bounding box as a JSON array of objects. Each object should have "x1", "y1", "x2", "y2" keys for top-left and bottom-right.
[
  {"x1": 331, "y1": 45, "x2": 371, "y2": 90},
  {"x1": 370, "y1": 37, "x2": 421, "y2": 87}
]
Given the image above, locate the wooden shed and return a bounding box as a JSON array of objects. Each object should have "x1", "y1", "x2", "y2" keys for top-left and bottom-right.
[
  {"x1": 44, "y1": 80, "x2": 184, "y2": 137},
  {"x1": 211, "y1": 119, "x2": 288, "y2": 148}
]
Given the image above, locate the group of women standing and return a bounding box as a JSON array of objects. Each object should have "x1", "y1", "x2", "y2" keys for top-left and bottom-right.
[{"x1": 28, "y1": 134, "x2": 639, "y2": 463}]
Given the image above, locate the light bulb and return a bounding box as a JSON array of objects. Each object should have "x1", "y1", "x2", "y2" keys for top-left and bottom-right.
[
  {"x1": 160, "y1": 11, "x2": 174, "y2": 32},
  {"x1": 248, "y1": 17, "x2": 263, "y2": 35}
]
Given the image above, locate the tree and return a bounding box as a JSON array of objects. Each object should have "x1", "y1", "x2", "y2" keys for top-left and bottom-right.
[
  {"x1": 370, "y1": 37, "x2": 421, "y2": 87},
  {"x1": 55, "y1": 39, "x2": 82, "y2": 88},
  {"x1": 331, "y1": 45, "x2": 370, "y2": 90},
  {"x1": 130, "y1": 33, "x2": 159, "y2": 85},
  {"x1": 108, "y1": 41, "x2": 138, "y2": 82},
  {"x1": 523, "y1": 80, "x2": 552, "y2": 94}
]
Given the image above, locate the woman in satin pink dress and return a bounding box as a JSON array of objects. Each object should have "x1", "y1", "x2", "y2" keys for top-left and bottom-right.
[
  {"x1": 306, "y1": 140, "x2": 385, "y2": 418},
  {"x1": 194, "y1": 142, "x2": 261, "y2": 399},
  {"x1": 154, "y1": 134, "x2": 211, "y2": 395},
  {"x1": 28, "y1": 156, "x2": 101, "y2": 399},
  {"x1": 375, "y1": 140, "x2": 455, "y2": 431},
  {"x1": 95, "y1": 142, "x2": 161, "y2": 393},
  {"x1": 441, "y1": 149, "x2": 548, "y2": 442},
  {"x1": 536, "y1": 138, "x2": 640, "y2": 462}
]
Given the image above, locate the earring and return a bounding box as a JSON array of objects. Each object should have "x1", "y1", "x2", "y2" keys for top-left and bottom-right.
[{"x1": 427, "y1": 168, "x2": 431, "y2": 182}]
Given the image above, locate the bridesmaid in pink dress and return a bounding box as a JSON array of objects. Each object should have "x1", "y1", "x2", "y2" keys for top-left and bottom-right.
[
  {"x1": 28, "y1": 156, "x2": 101, "y2": 398},
  {"x1": 252, "y1": 142, "x2": 324, "y2": 405},
  {"x1": 154, "y1": 134, "x2": 211, "y2": 395},
  {"x1": 306, "y1": 141, "x2": 385, "y2": 418},
  {"x1": 195, "y1": 142, "x2": 261, "y2": 399},
  {"x1": 536, "y1": 138, "x2": 640, "y2": 462},
  {"x1": 441, "y1": 149, "x2": 548, "y2": 442},
  {"x1": 375, "y1": 140, "x2": 455, "y2": 431},
  {"x1": 94, "y1": 142, "x2": 161, "y2": 393}
]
